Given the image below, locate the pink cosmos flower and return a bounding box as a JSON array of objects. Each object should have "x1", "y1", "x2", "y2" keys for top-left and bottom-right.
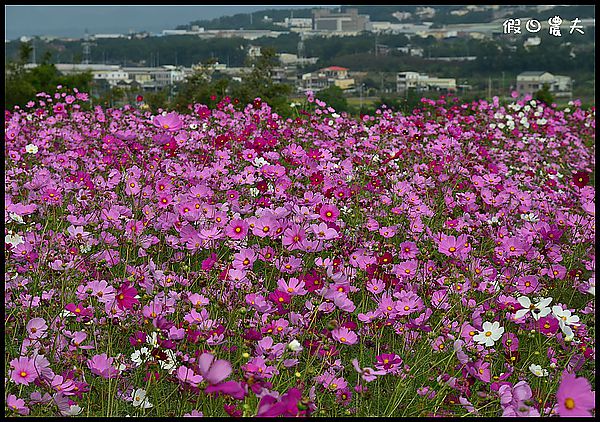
[
  {"x1": 177, "y1": 365, "x2": 203, "y2": 387},
  {"x1": 252, "y1": 216, "x2": 279, "y2": 238},
  {"x1": 87, "y1": 353, "x2": 119, "y2": 379},
  {"x1": 515, "y1": 275, "x2": 540, "y2": 294},
  {"x1": 437, "y1": 233, "x2": 468, "y2": 258},
  {"x1": 311, "y1": 222, "x2": 338, "y2": 240},
  {"x1": 395, "y1": 260, "x2": 419, "y2": 279},
  {"x1": 26, "y1": 317, "x2": 48, "y2": 339},
  {"x1": 277, "y1": 277, "x2": 308, "y2": 296},
  {"x1": 197, "y1": 352, "x2": 232, "y2": 385},
  {"x1": 282, "y1": 224, "x2": 307, "y2": 250},
  {"x1": 331, "y1": 327, "x2": 358, "y2": 345},
  {"x1": 319, "y1": 204, "x2": 340, "y2": 222},
  {"x1": 153, "y1": 112, "x2": 183, "y2": 131},
  {"x1": 225, "y1": 219, "x2": 249, "y2": 240},
  {"x1": 555, "y1": 371, "x2": 595, "y2": 417},
  {"x1": 6, "y1": 394, "x2": 30, "y2": 415},
  {"x1": 10, "y1": 356, "x2": 37, "y2": 385},
  {"x1": 398, "y1": 241, "x2": 419, "y2": 259},
  {"x1": 352, "y1": 358, "x2": 386, "y2": 382},
  {"x1": 196, "y1": 353, "x2": 246, "y2": 400}
]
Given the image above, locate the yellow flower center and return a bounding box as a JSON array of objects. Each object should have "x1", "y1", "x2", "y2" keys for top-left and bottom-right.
[{"x1": 564, "y1": 398, "x2": 575, "y2": 410}]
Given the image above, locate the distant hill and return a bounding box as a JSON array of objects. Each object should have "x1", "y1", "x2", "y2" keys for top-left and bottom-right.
[{"x1": 176, "y1": 4, "x2": 596, "y2": 30}]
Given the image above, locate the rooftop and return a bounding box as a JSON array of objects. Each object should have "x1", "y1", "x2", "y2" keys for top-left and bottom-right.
[{"x1": 321, "y1": 66, "x2": 349, "y2": 71}]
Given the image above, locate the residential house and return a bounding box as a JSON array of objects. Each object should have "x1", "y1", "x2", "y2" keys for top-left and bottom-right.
[
  {"x1": 397, "y1": 71, "x2": 456, "y2": 94},
  {"x1": 300, "y1": 65, "x2": 355, "y2": 92},
  {"x1": 516, "y1": 71, "x2": 572, "y2": 97}
]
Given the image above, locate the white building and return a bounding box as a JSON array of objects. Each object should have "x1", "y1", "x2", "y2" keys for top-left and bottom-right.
[
  {"x1": 397, "y1": 71, "x2": 456, "y2": 94},
  {"x1": 516, "y1": 71, "x2": 572, "y2": 97},
  {"x1": 92, "y1": 33, "x2": 126, "y2": 39},
  {"x1": 279, "y1": 17, "x2": 313, "y2": 28},
  {"x1": 523, "y1": 36, "x2": 541, "y2": 48}
]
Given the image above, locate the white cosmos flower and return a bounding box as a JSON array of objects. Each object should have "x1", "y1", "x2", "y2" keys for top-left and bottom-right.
[
  {"x1": 551, "y1": 306, "x2": 580, "y2": 329},
  {"x1": 561, "y1": 324, "x2": 574, "y2": 339},
  {"x1": 520, "y1": 213, "x2": 539, "y2": 222},
  {"x1": 132, "y1": 388, "x2": 153, "y2": 408},
  {"x1": 158, "y1": 349, "x2": 177, "y2": 373},
  {"x1": 514, "y1": 296, "x2": 552, "y2": 321},
  {"x1": 148, "y1": 332, "x2": 159, "y2": 348},
  {"x1": 130, "y1": 347, "x2": 150, "y2": 367},
  {"x1": 288, "y1": 339, "x2": 303, "y2": 352},
  {"x1": 529, "y1": 363, "x2": 548, "y2": 377},
  {"x1": 253, "y1": 157, "x2": 269, "y2": 167},
  {"x1": 26, "y1": 143, "x2": 39, "y2": 154},
  {"x1": 473, "y1": 321, "x2": 504, "y2": 347},
  {"x1": 9, "y1": 213, "x2": 25, "y2": 224},
  {"x1": 5, "y1": 232, "x2": 24, "y2": 247},
  {"x1": 61, "y1": 404, "x2": 83, "y2": 416}
]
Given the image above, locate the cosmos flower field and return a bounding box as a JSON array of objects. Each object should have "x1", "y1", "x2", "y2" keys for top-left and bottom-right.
[{"x1": 4, "y1": 88, "x2": 595, "y2": 417}]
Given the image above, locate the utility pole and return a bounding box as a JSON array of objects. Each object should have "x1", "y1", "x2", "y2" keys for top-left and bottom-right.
[
  {"x1": 488, "y1": 76, "x2": 491, "y2": 99},
  {"x1": 501, "y1": 71, "x2": 505, "y2": 97},
  {"x1": 32, "y1": 38, "x2": 36, "y2": 64},
  {"x1": 360, "y1": 83, "x2": 363, "y2": 109}
]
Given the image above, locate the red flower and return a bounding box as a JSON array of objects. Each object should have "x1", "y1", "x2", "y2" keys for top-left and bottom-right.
[
  {"x1": 116, "y1": 282, "x2": 139, "y2": 310},
  {"x1": 572, "y1": 171, "x2": 589, "y2": 188}
]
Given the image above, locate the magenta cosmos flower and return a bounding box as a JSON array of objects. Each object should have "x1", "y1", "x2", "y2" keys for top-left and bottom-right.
[
  {"x1": 319, "y1": 204, "x2": 340, "y2": 222},
  {"x1": 152, "y1": 112, "x2": 183, "y2": 131},
  {"x1": 257, "y1": 387, "x2": 303, "y2": 417},
  {"x1": 555, "y1": 371, "x2": 595, "y2": 417},
  {"x1": 116, "y1": 282, "x2": 139, "y2": 310}
]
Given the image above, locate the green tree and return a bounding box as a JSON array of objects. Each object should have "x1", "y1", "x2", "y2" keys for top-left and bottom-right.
[
  {"x1": 144, "y1": 88, "x2": 170, "y2": 113},
  {"x1": 314, "y1": 85, "x2": 349, "y2": 113},
  {"x1": 534, "y1": 83, "x2": 555, "y2": 106},
  {"x1": 171, "y1": 59, "x2": 229, "y2": 112},
  {"x1": 231, "y1": 47, "x2": 293, "y2": 116},
  {"x1": 5, "y1": 44, "x2": 92, "y2": 109}
]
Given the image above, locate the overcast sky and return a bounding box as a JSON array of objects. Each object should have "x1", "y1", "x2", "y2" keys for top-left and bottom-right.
[{"x1": 5, "y1": 5, "x2": 332, "y2": 39}]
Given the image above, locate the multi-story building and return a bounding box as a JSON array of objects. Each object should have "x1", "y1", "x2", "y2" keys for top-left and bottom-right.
[
  {"x1": 397, "y1": 71, "x2": 456, "y2": 94},
  {"x1": 312, "y1": 8, "x2": 370, "y2": 33},
  {"x1": 516, "y1": 71, "x2": 572, "y2": 97},
  {"x1": 300, "y1": 66, "x2": 355, "y2": 92},
  {"x1": 124, "y1": 65, "x2": 189, "y2": 89}
]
